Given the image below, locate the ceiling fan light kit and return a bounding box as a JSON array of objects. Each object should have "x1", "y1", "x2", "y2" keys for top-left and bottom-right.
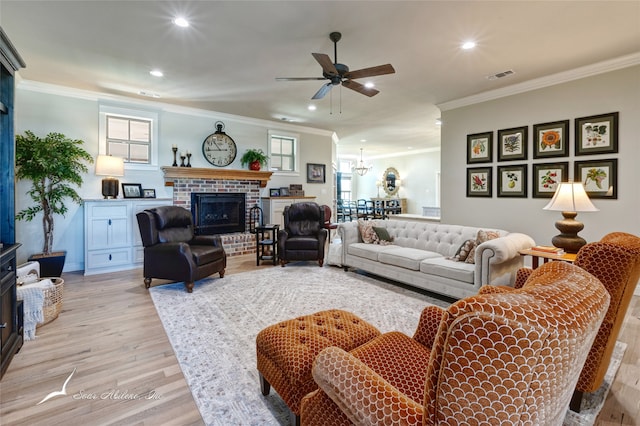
[{"x1": 277, "y1": 31, "x2": 395, "y2": 100}]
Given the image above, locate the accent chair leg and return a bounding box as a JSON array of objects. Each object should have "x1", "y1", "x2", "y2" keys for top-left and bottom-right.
[
  {"x1": 184, "y1": 282, "x2": 194, "y2": 293},
  {"x1": 281, "y1": 259, "x2": 286, "y2": 267},
  {"x1": 144, "y1": 277, "x2": 152, "y2": 289},
  {"x1": 318, "y1": 259, "x2": 324, "y2": 267},
  {"x1": 570, "y1": 389, "x2": 583, "y2": 412},
  {"x1": 219, "y1": 269, "x2": 225, "y2": 278},
  {"x1": 259, "y1": 372, "x2": 270, "y2": 395}
]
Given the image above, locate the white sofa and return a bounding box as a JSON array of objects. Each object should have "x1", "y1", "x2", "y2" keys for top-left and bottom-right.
[{"x1": 337, "y1": 219, "x2": 535, "y2": 299}]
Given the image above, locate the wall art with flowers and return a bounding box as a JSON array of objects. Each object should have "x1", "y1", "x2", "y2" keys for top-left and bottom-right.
[
  {"x1": 466, "y1": 167, "x2": 492, "y2": 197},
  {"x1": 533, "y1": 120, "x2": 569, "y2": 159},
  {"x1": 575, "y1": 112, "x2": 618, "y2": 156},
  {"x1": 575, "y1": 159, "x2": 617, "y2": 199},
  {"x1": 532, "y1": 162, "x2": 569, "y2": 198},
  {"x1": 497, "y1": 126, "x2": 528, "y2": 161},
  {"x1": 466, "y1": 131, "x2": 493, "y2": 164}
]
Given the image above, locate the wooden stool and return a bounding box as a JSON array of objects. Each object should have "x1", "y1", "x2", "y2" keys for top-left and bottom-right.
[{"x1": 256, "y1": 309, "x2": 380, "y2": 426}]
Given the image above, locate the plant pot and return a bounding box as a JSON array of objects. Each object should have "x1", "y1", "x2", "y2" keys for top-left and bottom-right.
[
  {"x1": 28, "y1": 251, "x2": 67, "y2": 277},
  {"x1": 249, "y1": 160, "x2": 261, "y2": 171}
]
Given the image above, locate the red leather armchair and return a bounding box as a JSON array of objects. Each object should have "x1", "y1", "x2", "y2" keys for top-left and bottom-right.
[{"x1": 136, "y1": 206, "x2": 227, "y2": 292}]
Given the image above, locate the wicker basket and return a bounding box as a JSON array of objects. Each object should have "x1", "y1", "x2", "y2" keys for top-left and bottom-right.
[{"x1": 37, "y1": 277, "x2": 64, "y2": 327}]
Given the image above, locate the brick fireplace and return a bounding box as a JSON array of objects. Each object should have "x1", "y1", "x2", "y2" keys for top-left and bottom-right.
[{"x1": 162, "y1": 167, "x2": 273, "y2": 257}]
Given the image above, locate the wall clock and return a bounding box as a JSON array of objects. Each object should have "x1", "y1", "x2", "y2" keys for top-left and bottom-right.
[{"x1": 202, "y1": 121, "x2": 237, "y2": 167}]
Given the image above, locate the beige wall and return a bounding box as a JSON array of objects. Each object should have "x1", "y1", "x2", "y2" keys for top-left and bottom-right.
[{"x1": 441, "y1": 65, "x2": 640, "y2": 245}]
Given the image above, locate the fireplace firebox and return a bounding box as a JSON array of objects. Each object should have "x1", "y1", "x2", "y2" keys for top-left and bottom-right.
[{"x1": 191, "y1": 193, "x2": 246, "y2": 235}]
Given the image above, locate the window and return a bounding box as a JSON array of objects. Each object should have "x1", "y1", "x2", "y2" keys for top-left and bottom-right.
[
  {"x1": 337, "y1": 160, "x2": 353, "y2": 201},
  {"x1": 106, "y1": 115, "x2": 151, "y2": 163},
  {"x1": 268, "y1": 130, "x2": 298, "y2": 173},
  {"x1": 99, "y1": 105, "x2": 159, "y2": 170}
]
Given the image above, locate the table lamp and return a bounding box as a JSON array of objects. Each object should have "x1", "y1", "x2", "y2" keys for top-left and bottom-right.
[
  {"x1": 95, "y1": 155, "x2": 124, "y2": 199},
  {"x1": 543, "y1": 181, "x2": 598, "y2": 253}
]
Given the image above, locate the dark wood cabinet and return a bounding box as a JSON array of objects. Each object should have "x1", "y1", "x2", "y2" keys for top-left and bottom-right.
[{"x1": 0, "y1": 26, "x2": 26, "y2": 379}]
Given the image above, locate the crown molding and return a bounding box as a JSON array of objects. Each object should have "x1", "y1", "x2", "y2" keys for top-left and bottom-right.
[
  {"x1": 16, "y1": 79, "x2": 334, "y2": 137},
  {"x1": 438, "y1": 52, "x2": 640, "y2": 112}
]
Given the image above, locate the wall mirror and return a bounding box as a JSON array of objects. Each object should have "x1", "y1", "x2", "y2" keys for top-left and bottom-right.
[{"x1": 382, "y1": 167, "x2": 400, "y2": 196}]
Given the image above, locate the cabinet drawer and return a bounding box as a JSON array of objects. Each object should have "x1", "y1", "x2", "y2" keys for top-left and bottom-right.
[
  {"x1": 86, "y1": 249, "x2": 132, "y2": 270},
  {"x1": 87, "y1": 204, "x2": 128, "y2": 219}
]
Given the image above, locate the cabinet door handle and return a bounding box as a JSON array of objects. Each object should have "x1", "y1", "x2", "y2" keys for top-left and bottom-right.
[
  {"x1": 108, "y1": 219, "x2": 112, "y2": 226},
  {"x1": 109, "y1": 254, "x2": 112, "y2": 261}
]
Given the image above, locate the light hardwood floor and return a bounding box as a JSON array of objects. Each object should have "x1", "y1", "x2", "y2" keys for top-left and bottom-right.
[{"x1": 1, "y1": 255, "x2": 639, "y2": 425}]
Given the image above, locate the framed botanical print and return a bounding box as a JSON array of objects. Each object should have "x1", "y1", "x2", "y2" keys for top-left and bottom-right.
[
  {"x1": 575, "y1": 112, "x2": 618, "y2": 156},
  {"x1": 497, "y1": 126, "x2": 528, "y2": 161},
  {"x1": 575, "y1": 159, "x2": 617, "y2": 199},
  {"x1": 532, "y1": 162, "x2": 569, "y2": 198},
  {"x1": 466, "y1": 132, "x2": 493, "y2": 164},
  {"x1": 533, "y1": 120, "x2": 569, "y2": 158},
  {"x1": 497, "y1": 164, "x2": 527, "y2": 198},
  {"x1": 466, "y1": 167, "x2": 492, "y2": 197}
]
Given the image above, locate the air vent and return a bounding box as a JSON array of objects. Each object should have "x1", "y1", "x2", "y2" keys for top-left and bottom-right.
[{"x1": 487, "y1": 69, "x2": 515, "y2": 80}]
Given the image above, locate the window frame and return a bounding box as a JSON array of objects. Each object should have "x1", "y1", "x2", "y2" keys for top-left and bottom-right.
[
  {"x1": 99, "y1": 104, "x2": 159, "y2": 171},
  {"x1": 268, "y1": 130, "x2": 300, "y2": 176}
]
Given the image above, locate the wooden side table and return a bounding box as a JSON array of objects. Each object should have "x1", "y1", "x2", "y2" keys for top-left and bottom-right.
[
  {"x1": 256, "y1": 224, "x2": 279, "y2": 266},
  {"x1": 519, "y1": 248, "x2": 577, "y2": 269}
]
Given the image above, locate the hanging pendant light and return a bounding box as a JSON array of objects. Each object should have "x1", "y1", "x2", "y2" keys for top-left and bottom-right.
[{"x1": 353, "y1": 148, "x2": 372, "y2": 176}]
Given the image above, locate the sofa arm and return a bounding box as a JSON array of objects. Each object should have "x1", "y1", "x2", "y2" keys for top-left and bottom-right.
[
  {"x1": 474, "y1": 233, "x2": 535, "y2": 287},
  {"x1": 312, "y1": 346, "x2": 424, "y2": 426}
]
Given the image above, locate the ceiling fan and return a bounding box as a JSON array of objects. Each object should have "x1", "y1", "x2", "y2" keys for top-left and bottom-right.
[{"x1": 276, "y1": 32, "x2": 395, "y2": 100}]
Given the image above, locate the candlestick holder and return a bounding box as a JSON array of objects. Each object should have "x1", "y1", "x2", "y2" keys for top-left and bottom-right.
[
  {"x1": 186, "y1": 152, "x2": 192, "y2": 167},
  {"x1": 180, "y1": 154, "x2": 186, "y2": 167},
  {"x1": 172, "y1": 147, "x2": 178, "y2": 167}
]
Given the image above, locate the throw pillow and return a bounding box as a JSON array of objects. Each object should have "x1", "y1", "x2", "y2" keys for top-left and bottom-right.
[
  {"x1": 358, "y1": 219, "x2": 379, "y2": 244},
  {"x1": 373, "y1": 226, "x2": 393, "y2": 243},
  {"x1": 452, "y1": 239, "x2": 475, "y2": 262},
  {"x1": 465, "y1": 230, "x2": 501, "y2": 264}
]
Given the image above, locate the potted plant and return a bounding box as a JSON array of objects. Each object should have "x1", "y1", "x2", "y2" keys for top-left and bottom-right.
[
  {"x1": 240, "y1": 148, "x2": 269, "y2": 171},
  {"x1": 15, "y1": 131, "x2": 93, "y2": 277}
]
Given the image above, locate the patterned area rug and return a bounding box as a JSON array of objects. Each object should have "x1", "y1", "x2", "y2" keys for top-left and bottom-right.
[{"x1": 149, "y1": 265, "x2": 624, "y2": 426}]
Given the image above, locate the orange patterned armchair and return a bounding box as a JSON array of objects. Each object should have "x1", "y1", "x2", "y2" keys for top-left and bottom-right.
[
  {"x1": 300, "y1": 261, "x2": 609, "y2": 425},
  {"x1": 514, "y1": 231, "x2": 640, "y2": 411}
]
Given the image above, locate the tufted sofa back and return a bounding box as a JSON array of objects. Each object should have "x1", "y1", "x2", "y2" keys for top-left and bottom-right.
[
  {"x1": 423, "y1": 261, "x2": 609, "y2": 425},
  {"x1": 377, "y1": 220, "x2": 506, "y2": 257}
]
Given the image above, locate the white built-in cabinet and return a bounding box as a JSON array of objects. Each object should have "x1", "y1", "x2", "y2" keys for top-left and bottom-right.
[
  {"x1": 84, "y1": 198, "x2": 172, "y2": 275},
  {"x1": 261, "y1": 197, "x2": 316, "y2": 228}
]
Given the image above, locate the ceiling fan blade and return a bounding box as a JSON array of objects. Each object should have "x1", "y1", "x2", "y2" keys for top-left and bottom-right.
[
  {"x1": 276, "y1": 77, "x2": 326, "y2": 81},
  {"x1": 342, "y1": 79, "x2": 379, "y2": 97},
  {"x1": 311, "y1": 82, "x2": 335, "y2": 100},
  {"x1": 344, "y1": 64, "x2": 395, "y2": 80},
  {"x1": 312, "y1": 53, "x2": 339, "y2": 76}
]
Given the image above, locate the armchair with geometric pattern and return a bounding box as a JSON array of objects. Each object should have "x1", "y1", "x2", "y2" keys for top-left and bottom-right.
[{"x1": 300, "y1": 261, "x2": 609, "y2": 425}]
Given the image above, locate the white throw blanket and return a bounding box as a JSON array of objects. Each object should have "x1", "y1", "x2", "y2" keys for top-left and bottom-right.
[{"x1": 17, "y1": 279, "x2": 53, "y2": 340}]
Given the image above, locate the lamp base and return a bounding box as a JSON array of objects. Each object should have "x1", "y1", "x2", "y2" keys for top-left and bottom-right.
[
  {"x1": 551, "y1": 211, "x2": 586, "y2": 254},
  {"x1": 102, "y1": 177, "x2": 120, "y2": 199}
]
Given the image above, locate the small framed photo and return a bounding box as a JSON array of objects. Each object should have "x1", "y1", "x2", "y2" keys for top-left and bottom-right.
[
  {"x1": 279, "y1": 187, "x2": 290, "y2": 197},
  {"x1": 269, "y1": 188, "x2": 280, "y2": 197},
  {"x1": 533, "y1": 120, "x2": 569, "y2": 159},
  {"x1": 575, "y1": 112, "x2": 619, "y2": 155},
  {"x1": 466, "y1": 132, "x2": 493, "y2": 164},
  {"x1": 532, "y1": 162, "x2": 569, "y2": 198},
  {"x1": 497, "y1": 126, "x2": 528, "y2": 161},
  {"x1": 307, "y1": 163, "x2": 326, "y2": 183},
  {"x1": 497, "y1": 164, "x2": 527, "y2": 198},
  {"x1": 122, "y1": 183, "x2": 143, "y2": 198},
  {"x1": 466, "y1": 167, "x2": 492, "y2": 198},
  {"x1": 142, "y1": 188, "x2": 156, "y2": 198},
  {"x1": 575, "y1": 158, "x2": 617, "y2": 199}
]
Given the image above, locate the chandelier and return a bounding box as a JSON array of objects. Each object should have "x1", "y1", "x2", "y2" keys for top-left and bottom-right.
[{"x1": 352, "y1": 148, "x2": 372, "y2": 176}]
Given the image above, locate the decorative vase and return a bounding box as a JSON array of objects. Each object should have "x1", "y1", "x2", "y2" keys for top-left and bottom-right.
[{"x1": 249, "y1": 160, "x2": 261, "y2": 171}]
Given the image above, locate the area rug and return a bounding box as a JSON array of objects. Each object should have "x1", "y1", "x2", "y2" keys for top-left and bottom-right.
[{"x1": 149, "y1": 265, "x2": 624, "y2": 426}]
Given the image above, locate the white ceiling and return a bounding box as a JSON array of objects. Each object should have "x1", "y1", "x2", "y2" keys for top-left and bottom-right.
[{"x1": 1, "y1": 1, "x2": 639, "y2": 160}]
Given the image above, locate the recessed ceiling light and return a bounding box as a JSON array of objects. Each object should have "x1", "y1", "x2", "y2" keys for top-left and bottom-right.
[
  {"x1": 364, "y1": 82, "x2": 375, "y2": 89},
  {"x1": 435, "y1": 118, "x2": 442, "y2": 125},
  {"x1": 173, "y1": 17, "x2": 190, "y2": 27},
  {"x1": 308, "y1": 105, "x2": 317, "y2": 111},
  {"x1": 461, "y1": 41, "x2": 476, "y2": 50},
  {"x1": 150, "y1": 70, "x2": 164, "y2": 77},
  {"x1": 360, "y1": 139, "x2": 367, "y2": 143}
]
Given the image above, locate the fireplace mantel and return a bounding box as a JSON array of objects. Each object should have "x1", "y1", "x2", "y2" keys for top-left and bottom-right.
[{"x1": 161, "y1": 167, "x2": 273, "y2": 187}]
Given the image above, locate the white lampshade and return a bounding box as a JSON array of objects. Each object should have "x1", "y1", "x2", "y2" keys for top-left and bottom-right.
[
  {"x1": 543, "y1": 182, "x2": 599, "y2": 213},
  {"x1": 95, "y1": 155, "x2": 124, "y2": 177}
]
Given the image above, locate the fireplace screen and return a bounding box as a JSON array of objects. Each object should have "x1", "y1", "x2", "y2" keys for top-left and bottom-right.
[{"x1": 191, "y1": 193, "x2": 246, "y2": 235}]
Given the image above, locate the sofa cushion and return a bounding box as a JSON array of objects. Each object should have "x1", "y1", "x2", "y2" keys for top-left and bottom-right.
[
  {"x1": 358, "y1": 220, "x2": 380, "y2": 244},
  {"x1": 452, "y1": 239, "x2": 475, "y2": 262},
  {"x1": 466, "y1": 230, "x2": 501, "y2": 264},
  {"x1": 421, "y1": 257, "x2": 475, "y2": 283},
  {"x1": 378, "y1": 248, "x2": 442, "y2": 271},
  {"x1": 373, "y1": 226, "x2": 394, "y2": 246},
  {"x1": 348, "y1": 243, "x2": 398, "y2": 261}
]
